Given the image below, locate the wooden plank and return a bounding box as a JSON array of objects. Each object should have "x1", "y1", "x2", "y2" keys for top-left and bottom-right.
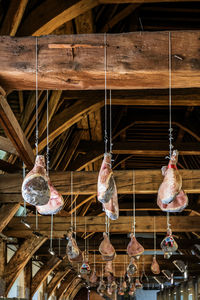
[
  {"x1": 30, "y1": 256, "x2": 62, "y2": 297},
  {"x1": 5, "y1": 216, "x2": 200, "y2": 237},
  {"x1": 75, "y1": 9, "x2": 94, "y2": 34},
  {"x1": 46, "y1": 266, "x2": 71, "y2": 298},
  {"x1": 18, "y1": 0, "x2": 99, "y2": 36},
  {"x1": 3, "y1": 235, "x2": 47, "y2": 295},
  {"x1": 68, "y1": 283, "x2": 83, "y2": 300},
  {"x1": 0, "y1": 194, "x2": 22, "y2": 203},
  {"x1": 1, "y1": 169, "x2": 200, "y2": 195},
  {"x1": 0, "y1": 203, "x2": 20, "y2": 233},
  {"x1": 0, "y1": 136, "x2": 18, "y2": 156},
  {"x1": 38, "y1": 99, "x2": 103, "y2": 152},
  {"x1": 0, "y1": 32, "x2": 200, "y2": 90},
  {"x1": 24, "y1": 260, "x2": 32, "y2": 300},
  {"x1": 0, "y1": 96, "x2": 34, "y2": 169},
  {"x1": 0, "y1": 159, "x2": 20, "y2": 173},
  {"x1": 0, "y1": 0, "x2": 28, "y2": 36},
  {"x1": 56, "y1": 272, "x2": 76, "y2": 300},
  {"x1": 63, "y1": 277, "x2": 81, "y2": 300}
]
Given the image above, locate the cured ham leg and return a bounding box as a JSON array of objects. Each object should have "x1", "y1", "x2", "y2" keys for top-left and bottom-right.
[
  {"x1": 161, "y1": 229, "x2": 178, "y2": 254},
  {"x1": 98, "y1": 153, "x2": 115, "y2": 203},
  {"x1": 89, "y1": 270, "x2": 97, "y2": 284},
  {"x1": 104, "y1": 261, "x2": 113, "y2": 276},
  {"x1": 151, "y1": 256, "x2": 160, "y2": 274},
  {"x1": 157, "y1": 189, "x2": 188, "y2": 213},
  {"x1": 135, "y1": 278, "x2": 143, "y2": 289},
  {"x1": 66, "y1": 230, "x2": 83, "y2": 263},
  {"x1": 99, "y1": 232, "x2": 116, "y2": 261},
  {"x1": 37, "y1": 181, "x2": 64, "y2": 215},
  {"x1": 22, "y1": 155, "x2": 50, "y2": 206},
  {"x1": 102, "y1": 181, "x2": 119, "y2": 220},
  {"x1": 129, "y1": 282, "x2": 136, "y2": 296},
  {"x1": 127, "y1": 234, "x2": 144, "y2": 258},
  {"x1": 158, "y1": 150, "x2": 182, "y2": 204},
  {"x1": 127, "y1": 258, "x2": 137, "y2": 276}
]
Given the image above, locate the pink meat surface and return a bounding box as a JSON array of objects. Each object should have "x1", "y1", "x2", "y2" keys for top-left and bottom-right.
[{"x1": 127, "y1": 234, "x2": 144, "y2": 257}]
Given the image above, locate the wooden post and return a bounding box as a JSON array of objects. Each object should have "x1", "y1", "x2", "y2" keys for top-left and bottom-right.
[
  {"x1": 24, "y1": 260, "x2": 32, "y2": 300},
  {"x1": 0, "y1": 241, "x2": 6, "y2": 297}
]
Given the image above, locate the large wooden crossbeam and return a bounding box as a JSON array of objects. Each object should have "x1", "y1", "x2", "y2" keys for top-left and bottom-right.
[
  {"x1": 0, "y1": 170, "x2": 200, "y2": 195},
  {"x1": 5, "y1": 216, "x2": 200, "y2": 237},
  {"x1": 0, "y1": 32, "x2": 200, "y2": 90}
]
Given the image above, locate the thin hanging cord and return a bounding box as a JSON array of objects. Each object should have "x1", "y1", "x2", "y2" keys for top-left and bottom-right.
[
  {"x1": 109, "y1": 89, "x2": 113, "y2": 156},
  {"x1": 104, "y1": 33, "x2": 108, "y2": 154},
  {"x1": 101, "y1": 263, "x2": 103, "y2": 279},
  {"x1": 23, "y1": 162, "x2": 26, "y2": 217},
  {"x1": 167, "y1": 211, "x2": 171, "y2": 231},
  {"x1": 50, "y1": 214, "x2": 53, "y2": 250},
  {"x1": 85, "y1": 217, "x2": 87, "y2": 260},
  {"x1": 35, "y1": 37, "x2": 39, "y2": 156},
  {"x1": 94, "y1": 250, "x2": 96, "y2": 272},
  {"x1": 132, "y1": 170, "x2": 136, "y2": 236},
  {"x1": 35, "y1": 209, "x2": 38, "y2": 231},
  {"x1": 74, "y1": 190, "x2": 76, "y2": 241},
  {"x1": 71, "y1": 172, "x2": 73, "y2": 231},
  {"x1": 46, "y1": 90, "x2": 49, "y2": 176},
  {"x1": 58, "y1": 238, "x2": 61, "y2": 256},
  {"x1": 154, "y1": 216, "x2": 156, "y2": 257},
  {"x1": 168, "y1": 31, "x2": 173, "y2": 159}
]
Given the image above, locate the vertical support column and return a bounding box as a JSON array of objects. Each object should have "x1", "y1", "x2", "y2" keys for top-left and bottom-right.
[
  {"x1": 0, "y1": 240, "x2": 6, "y2": 297},
  {"x1": 43, "y1": 278, "x2": 48, "y2": 300},
  {"x1": 24, "y1": 259, "x2": 32, "y2": 300}
]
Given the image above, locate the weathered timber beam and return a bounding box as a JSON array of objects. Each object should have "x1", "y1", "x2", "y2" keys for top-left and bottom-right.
[
  {"x1": 0, "y1": 159, "x2": 20, "y2": 173},
  {"x1": 0, "y1": 203, "x2": 20, "y2": 233},
  {"x1": 0, "y1": 194, "x2": 22, "y2": 204},
  {"x1": 0, "y1": 96, "x2": 34, "y2": 169},
  {"x1": 0, "y1": 136, "x2": 18, "y2": 156},
  {"x1": 0, "y1": 32, "x2": 200, "y2": 90},
  {"x1": 5, "y1": 216, "x2": 200, "y2": 237},
  {"x1": 3, "y1": 235, "x2": 47, "y2": 295},
  {"x1": 24, "y1": 260, "x2": 32, "y2": 300},
  {"x1": 30, "y1": 256, "x2": 62, "y2": 297},
  {"x1": 68, "y1": 283, "x2": 83, "y2": 300},
  {"x1": 1, "y1": 170, "x2": 200, "y2": 195},
  {"x1": 56, "y1": 272, "x2": 76, "y2": 300},
  {"x1": 64, "y1": 278, "x2": 82, "y2": 300},
  {"x1": 0, "y1": 0, "x2": 28, "y2": 36}
]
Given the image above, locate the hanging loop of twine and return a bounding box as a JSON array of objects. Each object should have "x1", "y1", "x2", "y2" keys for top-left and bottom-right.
[
  {"x1": 153, "y1": 216, "x2": 156, "y2": 257},
  {"x1": 132, "y1": 170, "x2": 136, "y2": 236},
  {"x1": 70, "y1": 171, "x2": 74, "y2": 232},
  {"x1": 46, "y1": 90, "x2": 49, "y2": 176},
  {"x1": 35, "y1": 36, "x2": 39, "y2": 155},
  {"x1": 104, "y1": 33, "x2": 108, "y2": 154}
]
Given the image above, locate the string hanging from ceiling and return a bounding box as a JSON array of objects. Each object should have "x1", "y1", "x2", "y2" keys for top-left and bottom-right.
[
  {"x1": 21, "y1": 162, "x2": 31, "y2": 228},
  {"x1": 132, "y1": 170, "x2": 136, "y2": 236}
]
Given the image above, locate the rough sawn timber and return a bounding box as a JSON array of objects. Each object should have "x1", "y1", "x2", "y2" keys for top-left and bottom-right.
[
  {"x1": 0, "y1": 169, "x2": 200, "y2": 195},
  {"x1": 0, "y1": 32, "x2": 200, "y2": 90}
]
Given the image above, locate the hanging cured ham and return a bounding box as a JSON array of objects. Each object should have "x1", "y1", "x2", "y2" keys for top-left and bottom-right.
[
  {"x1": 127, "y1": 258, "x2": 137, "y2": 276},
  {"x1": 158, "y1": 150, "x2": 182, "y2": 205},
  {"x1": 161, "y1": 229, "x2": 178, "y2": 255},
  {"x1": 89, "y1": 270, "x2": 97, "y2": 285},
  {"x1": 135, "y1": 278, "x2": 143, "y2": 289},
  {"x1": 129, "y1": 282, "x2": 136, "y2": 296},
  {"x1": 97, "y1": 153, "x2": 115, "y2": 204},
  {"x1": 157, "y1": 189, "x2": 188, "y2": 213},
  {"x1": 104, "y1": 261, "x2": 113, "y2": 276},
  {"x1": 22, "y1": 155, "x2": 50, "y2": 206},
  {"x1": 36, "y1": 181, "x2": 64, "y2": 215},
  {"x1": 127, "y1": 234, "x2": 144, "y2": 258},
  {"x1": 102, "y1": 182, "x2": 119, "y2": 220},
  {"x1": 151, "y1": 256, "x2": 160, "y2": 274},
  {"x1": 99, "y1": 232, "x2": 116, "y2": 261},
  {"x1": 66, "y1": 230, "x2": 83, "y2": 263}
]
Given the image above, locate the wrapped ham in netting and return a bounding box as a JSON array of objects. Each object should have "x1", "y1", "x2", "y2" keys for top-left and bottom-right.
[
  {"x1": 37, "y1": 181, "x2": 64, "y2": 215},
  {"x1": 157, "y1": 150, "x2": 182, "y2": 205},
  {"x1": 99, "y1": 232, "x2": 116, "y2": 261},
  {"x1": 157, "y1": 189, "x2": 188, "y2": 213},
  {"x1": 102, "y1": 181, "x2": 119, "y2": 220},
  {"x1": 151, "y1": 256, "x2": 160, "y2": 274},
  {"x1": 22, "y1": 155, "x2": 50, "y2": 206},
  {"x1": 127, "y1": 233, "x2": 144, "y2": 258},
  {"x1": 161, "y1": 229, "x2": 178, "y2": 255},
  {"x1": 66, "y1": 230, "x2": 83, "y2": 263}
]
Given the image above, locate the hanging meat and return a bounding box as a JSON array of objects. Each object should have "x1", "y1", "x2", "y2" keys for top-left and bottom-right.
[
  {"x1": 104, "y1": 261, "x2": 113, "y2": 276},
  {"x1": 22, "y1": 155, "x2": 50, "y2": 206},
  {"x1": 99, "y1": 232, "x2": 116, "y2": 261},
  {"x1": 102, "y1": 181, "x2": 119, "y2": 220},
  {"x1": 80, "y1": 259, "x2": 91, "y2": 279},
  {"x1": 151, "y1": 256, "x2": 160, "y2": 274},
  {"x1": 97, "y1": 153, "x2": 115, "y2": 204},
  {"x1": 157, "y1": 150, "x2": 182, "y2": 205},
  {"x1": 157, "y1": 189, "x2": 188, "y2": 213},
  {"x1": 89, "y1": 270, "x2": 97, "y2": 285},
  {"x1": 161, "y1": 228, "x2": 178, "y2": 255},
  {"x1": 127, "y1": 233, "x2": 144, "y2": 258},
  {"x1": 129, "y1": 282, "x2": 136, "y2": 296},
  {"x1": 127, "y1": 258, "x2": 137, "y2": 276},
  {"x1": 135, "y1": 278, "x2": 143, "y2": 289},
  {"x1": 66, "y1": 230, "x2": 83, "y2": 263},
  {"x1": 97, "y1": 279, "x2": 106, "y2": 296},
  {"x1": 37, "y1": 181, "x2": 64, "y2": 215}
]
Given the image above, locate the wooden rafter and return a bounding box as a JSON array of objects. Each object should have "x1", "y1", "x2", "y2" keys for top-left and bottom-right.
[
  {"x1": 5, "y1": 216, "x2": 200, "y2": 237},
  {"x1": 63, "y1": 277, "x2": 81, "y2": 300},
  {"x1": 0, "y1": 96, "x2": 34, "y2": 169},
  {"x1": 0, "y1": 33, "x2": 200, "y2": 90},
  {"x1": 46, "y1": 265, "x2": 71, "y2": 298},
  {"x1": 1, "y1": 169, "x2": 200, "y2": 195},
  {"x1": 0, "y1": 203, "x2": 20, "y2": 233},
  {"x1": 56, "y1": 272, "x2": 76, "y2": 300},
  {"x1": 3, "y1": 235, "x2": 47, "y2": 295},
  {"x1": 0, "y1": 136, "x2": 19, "y2": 156}
]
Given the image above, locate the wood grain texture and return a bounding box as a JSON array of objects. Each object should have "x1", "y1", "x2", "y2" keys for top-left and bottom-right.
[
  {"x1": 56, "y1": 272, "x2": 76, "y2": 300},
  {"x1": 0, "y1": 96, "x2": 34, "y2": 169},
  {"x1": 0, "y1": 203, "x2": 20, "y2": 232},
  {"x1": 0, "y1": 32, "x2": 200, "y2": 90},
  {"x1": 5, "y1": 216, "x2": 200, "y2": 237},
  {"x1": 46, "y1": 265, "x2": 71, "y2": 298},
  {"x1": 0, "y1": 169, "x2": 200, "y2": 195},
  {"x1": 3, "y1": 235, "x2": 47, "y2": 295},
  {"x1": 0, "y1": 136, "x2": 18, "y2": 156}
]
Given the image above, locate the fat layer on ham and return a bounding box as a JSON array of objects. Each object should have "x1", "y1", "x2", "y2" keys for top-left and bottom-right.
[
  {"x1": 157, "y1": 189, "x2": 188, "y2": 213},
  {"x1": 151, "y1": 256, "x2": 160, "y2": 274},
  {"x1": 99, "y1": 232, "x2": 116, "y2": 261},
  {"x1": 37, "y1": 180, "x2": 64, "y2": 215},
  {"x1": 127, "y1": 234, "x2": 144, "y2": 258},
  {"x1": 158, "y1": 150, "x2": 182, "y2": 205},
  {"x1": 66, "y1": 230, "x2": 83, "y2": 263},
  {"x1": 22, "y1": 155, "x2": 50, "y2": 206}
]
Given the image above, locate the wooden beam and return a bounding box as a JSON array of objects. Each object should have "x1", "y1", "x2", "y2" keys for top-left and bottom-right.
[
  {"x1": 18, "y1": 0, "x2": 98, "y2": 36},
  {"x1": 0, "y1": 0, "x2": 28, "y2": 36},
  {"x1": 68, "y1": 283, "x2": 83, "y2": 300},
  {"x1": 3, "y1": 235, "x2": 47, "y2": 295},
  {"x1": 0, "y1": 96, "x2": 34, "y2": 169},
  {"x1": 5, "y1": 216, "x2": 200, "y2": 237},
  {"x1": 100, "y1": 0, "x2": 200, "y2": 3},
  {"x1": 30, "y1": 256, "x2": 62, "y2": 298},
  {"x1": 0, "y1": 32, "x2": 200, "y2": 90},
  {"x1": 1, "y1": 169, "x2": 200, "y2": 195},
  {"x1": 0, "y1": 159, "x2": 20, "y2": 173},
  {"x1": 0, "y1": 136, "x2": 18, "y2": 156},
  {"x1": 64, "y1": 277, "x2": 81, "y2": 300},
  {"x1": 0, "y1": 203, "x2": 20, "y2": 233},
  {"x1": 56, "y1": 272, "x2": 76, "y2": 300},
  {"x1": 46, "y1": 265, "x2": 71, "y2": 298},
  {"x1": 24, "y1": 260, "x2": 32, "y2": 300}
]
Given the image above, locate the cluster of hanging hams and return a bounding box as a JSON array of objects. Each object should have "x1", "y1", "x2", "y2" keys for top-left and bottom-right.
[
  {"x1": 22, "y1": 155, "x2": 64, "y2": 215},
  {"x1": 157, "y1": 150, "x2": 188, "y2": 212}
]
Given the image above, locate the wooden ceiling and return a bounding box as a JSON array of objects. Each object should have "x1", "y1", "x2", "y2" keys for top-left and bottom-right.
[{"x1": 0, "y1": 0, "x2": 200, "y2": 298}]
